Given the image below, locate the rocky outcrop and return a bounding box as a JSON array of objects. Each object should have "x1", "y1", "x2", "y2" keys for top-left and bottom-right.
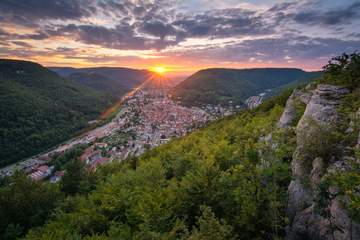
[
  {"x1": 277, "y1": 91, "x2": 300, "y2": 129},
  {"x1": 278, "y1": 89, "x2": 311, "y2": 129},
  {"x1": 286, "y1": 84, "x2": 360, "y2": 240},
  {"x1": 298, "y1": 85, "x2": 348, "y2": 125},
  {"x1": 310, "y1": 157, "x2": 325, "y2": 188}
]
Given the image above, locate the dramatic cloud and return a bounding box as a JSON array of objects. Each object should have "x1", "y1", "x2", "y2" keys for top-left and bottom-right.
[
  {"x1": 11, "y1": 41, "x2": 33, "y2": 48},
  {"x1": 173, "y1": 8, "x2": 272, "y2": 38},
  {"x1": 0, "y1": 0, "x2": 94, "y2": 22},
  {"x1": 0, "y1": 0, "x2": 359, "y2": 72},
  {"x1": 271, "y1": 1, "x2": 360, "y2": 26},
  {"x1": 138, "y1": 21, "x2": 179, "y2": 40}
]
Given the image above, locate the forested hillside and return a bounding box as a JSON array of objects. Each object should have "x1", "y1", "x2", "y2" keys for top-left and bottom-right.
[
  {"x1": 0, "y1": 60, "x2": 114, "y2": 167},
  {"x1": 51, "y1": 67, "x2": 158, "y2": 92},
  {"x1": 68, "y1": 72, "x2": 128, "y2": 98},
  {"x1": 172, "y1": 68, "x2": 320, "y2": 106}
]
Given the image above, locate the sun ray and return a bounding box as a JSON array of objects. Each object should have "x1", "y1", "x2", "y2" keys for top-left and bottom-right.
[{"x1": 152, "y1": 66, "x2": 168, "y2": 74}]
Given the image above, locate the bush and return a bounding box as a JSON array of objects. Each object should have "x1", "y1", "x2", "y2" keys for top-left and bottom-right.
[
  {"x1": 318, "y1": 161, "x2": 360, "y2": 223},
  {"x1": 298, "y1": 117, "x2": 343, "y2": 165},
  {"x1": 322, "y1": 52, "x2": 360, "y2": 88},
  {"x1": 0, "y1": 172, "x2": 63, "y2": 239}
]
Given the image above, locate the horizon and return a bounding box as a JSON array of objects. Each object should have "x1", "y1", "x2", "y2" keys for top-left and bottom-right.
[
  {"x1": 1, "y1": 0, "x2": 359, "y2": 75},
  {"x1": 0, "y1": 57, "x2": 323, "y2": 78},
  {"x1": 46, "y1": 64, "x2": 321, "y2": 78},
  {"x1": 0, "y1": 57, "x2": 322, "y2": 79}
]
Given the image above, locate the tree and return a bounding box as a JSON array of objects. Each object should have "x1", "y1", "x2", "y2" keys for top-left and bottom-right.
[
  {"x1": 0, "y1": 172, "x2": 62, "y2": 239},
  {"x1": 189, "y1": 206, "x2": 235, "y2": 240},
  {"x1": 322, "y1": 52, "x2": 360, "y2": 88},
  {"x1": 51, "y1": 145, "x2": 86, "y2": 171},
  {"x1": 60, "y1": 159, "x2": 96, "y2": 195},
  {"x1": 3, "y1": 223, "x2": 23, "y2": 240}
]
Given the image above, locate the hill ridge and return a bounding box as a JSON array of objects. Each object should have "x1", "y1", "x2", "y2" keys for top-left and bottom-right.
[
  {"x1": 0, "y1": 59, "x2": 114, "y2": 167},
  {"x1": 172, "y1": 67, "x2": 321, "y2": 107}
]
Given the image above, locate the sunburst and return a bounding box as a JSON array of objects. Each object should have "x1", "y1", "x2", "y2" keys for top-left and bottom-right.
[{"x1": 152, "y1": 66, "x2": 167, "y2": 74}]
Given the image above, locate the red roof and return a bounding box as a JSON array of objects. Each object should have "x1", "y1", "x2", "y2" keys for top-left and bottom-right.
[
  {"x1": 84, "y1": 147, "x2": 93, "y2": 153},
  {"x1": 37, "y1": 165, "x2": 49, "y2": 173},
  {"x1": 55, "y1": 171, "x2": 64, "y2": 177},
  {"x1": 80, "y1": 148, "x2": 101, "y2": 162}
]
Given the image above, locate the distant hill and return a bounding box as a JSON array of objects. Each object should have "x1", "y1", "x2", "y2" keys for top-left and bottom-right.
[
  {"x1": 0, "y1": 60, "x2": 114, "y2": 167},
  {"x1": 50, "y1": 67, "x2": 159, "y2": 94},
  {"x1": 47, "y1": 67, "x2": 79, "y2": 77},
  {"x1": 171, "y1": 68, "x2": 321, "y2": 106},
  {"x1": 67, "y1": 72, "x2": 128, "y2": 98}
]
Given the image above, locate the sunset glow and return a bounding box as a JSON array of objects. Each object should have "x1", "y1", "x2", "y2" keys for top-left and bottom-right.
[
  {"x1": 0, "y1": 1, "x2": 359, "y2": 74},
  {"x1": 152, "y1": 66, "x2": 168, "y2": 75}
]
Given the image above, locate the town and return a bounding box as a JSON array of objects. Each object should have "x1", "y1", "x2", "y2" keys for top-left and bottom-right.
[
  {"x1": 1, "y1": 82, "x2": 270, "y2": 181},
  {"x1": 0, "y1": 87, "x2": 216, "y2": 181}
]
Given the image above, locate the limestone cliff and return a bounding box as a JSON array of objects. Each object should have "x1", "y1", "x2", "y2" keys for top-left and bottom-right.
[{"x1": 281, "y1": 84, "x2": 360, "y2": 240}]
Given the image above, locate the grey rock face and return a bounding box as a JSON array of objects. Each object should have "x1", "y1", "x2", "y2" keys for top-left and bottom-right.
[
  {"x1": 310, "y1": 157, "x2": 325, "y2": 188},
  {"x1": 278, "y1": 89, "x2": 310, "y2": 129},
  {"x1": 297, "y1": 85, "x2": 349, "y2": 127},
  {"x1": 288, "y1": 206, "x2": 332, "y2": 240},
  {"x1": 278, "y1": 91, "x2": 299, "y2": 129},
  {"x1": 298, "y1": 91, "x2": 312, "y2": 105},
  {"x1": 287, "y1": 179, "x2": 312, "y2": 222},
  {"x1": 330, "y1": 197, "x2": 360, "y2": 240},
  {"x1": 286, "y1": 84, "x2": 359, "y2": 240}
]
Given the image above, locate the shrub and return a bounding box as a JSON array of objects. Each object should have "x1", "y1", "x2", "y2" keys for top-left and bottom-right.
[
  {"x1": 297, "y1": 117, "x2": 343, "y2": 172},
  {"x1": 322, "y1": 52, "x2": 360, "y2": 88}
]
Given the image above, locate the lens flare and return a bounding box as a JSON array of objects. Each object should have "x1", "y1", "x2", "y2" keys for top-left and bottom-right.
[{"x1": 152, "y1": 66, "x2": 167, "y2": 74}]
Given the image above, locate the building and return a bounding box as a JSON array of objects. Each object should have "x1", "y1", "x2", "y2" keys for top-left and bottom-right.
[
  {"x1": 50, "y1": 171, "x2": 64, "y2": 183},
  {"x1": 80, "y1": 148, "x2": 102, "y2": 164},
  {"x1": 30, "y1": 165, "x2": 52, "y2": 181},
  {"x1": 94, "y1": 142, "x2": 108, "y2": 149}
]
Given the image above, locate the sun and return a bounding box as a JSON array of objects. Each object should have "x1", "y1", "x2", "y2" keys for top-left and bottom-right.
[{"x1": 152, "y1": 66, "x2": 167, "y2": 74}]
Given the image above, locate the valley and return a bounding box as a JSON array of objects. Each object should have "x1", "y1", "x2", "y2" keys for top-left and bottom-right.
[
  {"x1": 0, "y1": 76, "x2": 278, "y2": 179},
  {"x1": 2, "y1": 64, "x2": 295, "y2": 178},
  {"x1": 0, "y1": 59, "x2": 322, "y2": 171},
  {"x1": 0, "y1": 85, "x2": 212, "y2": 178}
]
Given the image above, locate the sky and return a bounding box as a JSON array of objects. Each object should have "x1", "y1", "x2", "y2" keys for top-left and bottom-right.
[{"x1": 0, "y1": 0, "x2": 360, "y2": 75}]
